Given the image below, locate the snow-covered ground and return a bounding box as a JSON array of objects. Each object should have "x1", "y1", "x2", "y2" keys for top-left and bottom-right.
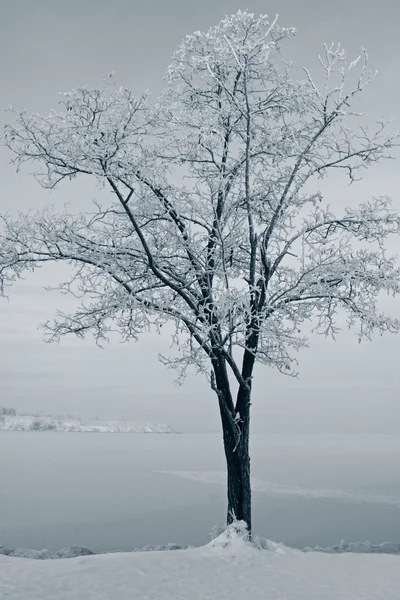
[
  {"x1": 1, "y1": 524, "x2": 399, "y2": 599},
  {"x1": 0, "y1": 414, "x2": 174, "y2": 433}
]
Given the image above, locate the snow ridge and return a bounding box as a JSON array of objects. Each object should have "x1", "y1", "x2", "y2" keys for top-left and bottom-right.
[
  {"x1": 303, "y1": 540, "x2": 400, "y2": 554},
  {"x1": 2, "y1": 539, "x2": 400, "y2": 561},
  {"x1": 0, "y1": 544, "x2": 186, "y2": 560},
  {"x1": 0, "y1": 546, "x2": 95, "y2": 560}
]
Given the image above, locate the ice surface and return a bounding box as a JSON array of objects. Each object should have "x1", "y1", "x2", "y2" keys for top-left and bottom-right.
[
  {"x1": 2, "y1": 432, "x2": 400, "y2": 552},
  {"x1": 1, "y1": 523, "x2": 399, "y2": 599},
  {"x1": 161, "y1": 470, "x2": 400, "y2": 507},
  {"x1": 0, "y1": 414, "x2": 174, "y2": 433}
]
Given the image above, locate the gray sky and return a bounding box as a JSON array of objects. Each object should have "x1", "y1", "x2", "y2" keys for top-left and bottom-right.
[{"x1": 1, "y1": 0, "x2": 400, "y2": 433}]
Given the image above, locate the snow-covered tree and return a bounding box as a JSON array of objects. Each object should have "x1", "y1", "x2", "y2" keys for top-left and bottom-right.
[{"x1": 1, "y1": 11, "x2": 400, "y2": 532}]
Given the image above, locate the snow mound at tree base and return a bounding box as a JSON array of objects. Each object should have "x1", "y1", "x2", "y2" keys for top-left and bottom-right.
[
  {"x1": 207, "y1": 520, "x2": 287, "y2": 556},
  {"x1": 1, "y1": 524, "x2": 399, "y2": 600}
]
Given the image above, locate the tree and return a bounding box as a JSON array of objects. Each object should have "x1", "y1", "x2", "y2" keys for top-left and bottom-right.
[
  {"x1": 1, "y1": 11, "x2": 400, "y2": 533},
  {"x1": 0, "y1": 407, "x2": 16, "y2": 416}
]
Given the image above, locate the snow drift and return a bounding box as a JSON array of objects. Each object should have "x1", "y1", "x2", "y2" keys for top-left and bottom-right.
[
  {"x1": 1, "y1": 523, "x2": 399, "y2": 600},
  {"x1": 0, "y1": 415, "x2": 174, "y2": 433}
]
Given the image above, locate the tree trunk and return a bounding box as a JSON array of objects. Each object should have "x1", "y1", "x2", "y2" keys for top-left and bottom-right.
[
  {"x1": 224, "y1": 418, "x2": 251, "y2": 531},
  {"x1": 219, "y1": 387, "x2": 252, "y2": 533},
  {"x1": 212, "y1": 357, "x2": 252, "y2": 533}
]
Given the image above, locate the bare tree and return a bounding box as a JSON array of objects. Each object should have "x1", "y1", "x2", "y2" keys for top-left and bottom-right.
[{"x1": 1, "y1": 11, "x2": 400, "y2": 532}]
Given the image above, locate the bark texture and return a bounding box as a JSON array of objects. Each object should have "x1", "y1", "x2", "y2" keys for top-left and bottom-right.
[{"x1": 213, "y1": 357, "x2": 252, "y2": 533}]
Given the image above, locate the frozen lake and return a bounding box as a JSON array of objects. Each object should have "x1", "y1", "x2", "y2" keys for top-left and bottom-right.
[{"x1": 1, "y1": 432, "x2": 400, "y2": 552}]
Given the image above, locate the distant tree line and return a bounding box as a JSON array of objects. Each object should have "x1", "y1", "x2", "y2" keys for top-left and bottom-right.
[{"x1": 0, "y1": 407, "x2": 16, "y2": 416}]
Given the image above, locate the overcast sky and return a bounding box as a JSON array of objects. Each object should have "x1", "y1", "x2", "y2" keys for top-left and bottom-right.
[{"x1": 1, "y1": 0, "x2": 400, "y2": 434}]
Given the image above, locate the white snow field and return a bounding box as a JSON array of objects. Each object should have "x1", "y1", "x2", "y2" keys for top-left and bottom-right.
[
  {"x1": 0, "y1": 524, "x2": 399, "y2": 600},
  {"x1": 0, "y1": 415, "x2": 173, "y2": 433}
]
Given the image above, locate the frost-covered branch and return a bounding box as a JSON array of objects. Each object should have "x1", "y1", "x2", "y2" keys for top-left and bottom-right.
[{"x1": 1, "y1": 9, "x2": 400, "y2": 393}]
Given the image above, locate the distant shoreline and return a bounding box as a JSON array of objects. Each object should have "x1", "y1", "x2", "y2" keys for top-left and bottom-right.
[{"x1": 0, "y1": 414, "x2": 175, "y2": 433}]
